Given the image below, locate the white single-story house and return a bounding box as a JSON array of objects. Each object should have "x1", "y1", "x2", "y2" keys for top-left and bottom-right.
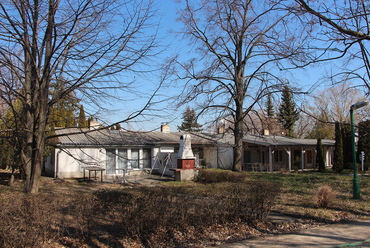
[
  {"x1": 45, "y1": 125, "x2": 335, "y2": 179},
  {"x1": 45, "y1": 125, "x2": 232, "y2": 178}
]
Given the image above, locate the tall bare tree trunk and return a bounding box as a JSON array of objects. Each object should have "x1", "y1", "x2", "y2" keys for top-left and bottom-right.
[{"x1": 233, "y1": 80, "x2": 244, "y2": 171}]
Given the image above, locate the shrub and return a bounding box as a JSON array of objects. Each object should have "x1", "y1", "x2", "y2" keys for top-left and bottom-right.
[
  {"x1": 293, "y1": 156, "x2": 301, "y2": 172},
  {"x1": 316, "y1": 185, "x2": 334, "y2": 208},
  {"x1": 0, "y1": 180, "x2": 280, "y2": 247},
  {"x1": 197, "y1": 169, "x2": 248, "y2": 183},
  {"x1": 92, "y1": 181, "x2": 280, "y2": 242}
]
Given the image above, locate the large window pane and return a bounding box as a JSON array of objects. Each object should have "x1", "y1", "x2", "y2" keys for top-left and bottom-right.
[
  {"x1": 106, "y1": 149, "x2": 115, "y2": 174},
  {"x1": 117, "y1": 149, "x2": 127, "y2": 170},
  {"x1": 131, "y1": 149, "x2": 139, "y2": 168}
]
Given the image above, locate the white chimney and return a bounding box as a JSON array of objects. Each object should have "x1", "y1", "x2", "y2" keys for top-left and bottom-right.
[
  {"x1": 177, "y1": 134, "x2": 195, "y2": 159},
  {"x1": 89, "y1": 121, "x2": 100, "y2": 130}
]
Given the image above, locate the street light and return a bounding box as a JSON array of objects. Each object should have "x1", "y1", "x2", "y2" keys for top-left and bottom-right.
[{"x1": 350, "y1": 101, "x2": 368, "y2": 199}]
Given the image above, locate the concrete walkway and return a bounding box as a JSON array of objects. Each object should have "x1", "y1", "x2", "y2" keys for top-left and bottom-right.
[{"x1": 217, "y1": 218, "x2": 370, "y2": 248}]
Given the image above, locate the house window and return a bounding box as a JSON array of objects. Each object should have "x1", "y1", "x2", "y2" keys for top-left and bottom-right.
[
  {"x1": 274, "y1": 150, "x2": 283, "y2": 162},
  {"x1": 131, "y1": 149, "x2": 139, "y2": 169},
  {"x1": 142, "y1": 148, "x2": 151, "y2": 169},
  {"x1": 106, "y1": 149, "x2": 116, "y2": 174},
  {"x1": 117, "y1": 149, "x2": 127, "y2": 170},
  {"x1": 274, "y1": 151, "x2": 278, "y2": 163},
  {"x1": 106, "y1": 149, "x2": 128, "y2": 174},
  {"x1": 279, "y1": 150, "x2": 283, "y2": 162},
  {"x1": 244, "y1": 150, "x2": 251, "y2": 163},
  {"x1": 306, "y1": 150, "x2": 312, "y2": 164}
]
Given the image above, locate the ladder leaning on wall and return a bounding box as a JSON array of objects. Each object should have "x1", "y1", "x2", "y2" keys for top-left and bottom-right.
[{"x1": 150, "y1": 152, "x2": 173, "y2": 178}]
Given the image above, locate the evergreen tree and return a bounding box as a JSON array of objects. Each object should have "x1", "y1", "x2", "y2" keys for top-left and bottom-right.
[
  {"x1": 178, "y1": 106, "x2": 203, "y2": 132},
  {"x1": 342, "y1": 123, "x2": 352, "y2": 169},
  {"x1": 49, "y1": 92, "x2": 79, "y2": 128},
  {"x1": 333, "y1": 122, "x2": 344, "y2": 172},
  {"x1": 278, "y1": 85, "x2": 299, "y2": 137},
  {"x1": 265, "y1": 94, "x2": 275, "y2": 118},
  {"x1": 358, "y1": 120, "x2": 370, "y2": 171},
  {"x1": 65, "y1": 105, "x2": 76, "y2": 128},
  {"x1": 78, "y1": 105, "x2": 87, "y2": 128},
  {"x1": 317, "y1": 138, "x2": 326, "y2": 172},
  {"x1": 87, "y1": 116, "x2": 94, "y2": 127}
]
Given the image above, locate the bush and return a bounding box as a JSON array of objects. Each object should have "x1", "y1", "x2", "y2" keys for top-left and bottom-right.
[
  {"x1": 197, "y1": 169, "x2": 248, "y2": 183},
  {"x1": 0, "y1": 180, "x2": 280, "y2": 247},
  {"x1": 316, "y1": 185, "x2": 334, "y2": 208},
  {"x1": 293, "y1": 156, "x2": 301, "y2": 172},
  {"x1": 93, "y1": 182, "x2": 280, "y2": 242}
]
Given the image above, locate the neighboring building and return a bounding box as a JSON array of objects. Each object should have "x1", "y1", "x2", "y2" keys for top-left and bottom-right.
[
  {"x1": 242, "y1": 134, "x2": 335, "y2": 172},
  {"x1": 45, "y1": 125, "x2": 335, "y2": 179}
]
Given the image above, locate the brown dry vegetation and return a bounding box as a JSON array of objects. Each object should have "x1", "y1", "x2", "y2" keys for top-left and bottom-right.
[{"x1": 0, "y1": 169, "x2": 369, "y2": 247}]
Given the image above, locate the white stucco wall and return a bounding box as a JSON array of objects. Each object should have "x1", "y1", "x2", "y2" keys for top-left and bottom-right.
[{"x1": 54, "y1": 147, "x2": 106, "y2": 178}]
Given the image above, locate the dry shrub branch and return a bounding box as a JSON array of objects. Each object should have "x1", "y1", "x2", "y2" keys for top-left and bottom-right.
[
  {"x1": 0, "y1": 181, "x2": 280, "y2": 247},
  {"x1": 316, "y1": 185, "x2": 335, "y2": 208},
  {"x1": 197, "y1": 169, "x2": 248, "y2": 183}
]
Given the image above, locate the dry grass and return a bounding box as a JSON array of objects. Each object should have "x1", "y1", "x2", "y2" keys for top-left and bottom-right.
[
  {"x1": 316, "y1": 185, "x2": 334, "y2": 208},
  {"x1": 0, "y1": 171, "x2": 279, "y2": 248},
  {"x1": 248, "y1": 171, "x2": 370, "y2": 222},
  {"x1": 1, "y1": 169, "x2": 370, "y2": 247}
]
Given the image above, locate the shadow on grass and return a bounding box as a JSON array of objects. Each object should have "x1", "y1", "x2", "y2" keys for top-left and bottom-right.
[{"x1": 0, "y1": 172, "x2": 20, "y2": 186}]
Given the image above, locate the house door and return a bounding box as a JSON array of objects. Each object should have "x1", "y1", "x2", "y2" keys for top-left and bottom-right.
[
  {"x1": 292, "y1": 150, "x2": 301, "y2": 167},
  {"x1": 142, "y1": 148, "x2": 151, "y2": 169}
]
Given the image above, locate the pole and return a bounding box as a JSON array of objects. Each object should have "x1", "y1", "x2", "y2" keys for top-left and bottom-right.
[{"x1": 351, "y1": 107, "x2": 360, "y2": 199}]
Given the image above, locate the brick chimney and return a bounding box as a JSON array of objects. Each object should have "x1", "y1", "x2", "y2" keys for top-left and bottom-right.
[{"x1": 161, "y1": 124, "x2": 170, "y2": 133}]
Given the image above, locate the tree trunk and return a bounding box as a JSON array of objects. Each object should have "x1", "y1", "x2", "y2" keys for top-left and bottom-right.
[
  {"x1": 233, "y1": 97, "x2": 244, "y2": 172},
  {"x1": 9, "y1": 167, "x2": 15, "y2": 186}
]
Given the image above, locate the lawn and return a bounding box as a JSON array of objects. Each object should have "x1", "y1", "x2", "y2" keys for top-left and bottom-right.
[
  {"x1": 248, "y1": 171, "x2": 370, "y2": 221},
  {"x1": 0, "y1": 169, "x2": 369, "y2": 247}
]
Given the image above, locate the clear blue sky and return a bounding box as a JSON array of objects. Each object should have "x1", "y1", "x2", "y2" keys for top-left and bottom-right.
[{"x1": 90, "y1": 0, "x2": 367, "y2": 132}]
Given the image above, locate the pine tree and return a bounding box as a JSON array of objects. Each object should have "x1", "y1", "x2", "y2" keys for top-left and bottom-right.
[
  {"x1": 78, "y1": 105, "x2": 87, "y2": 128},
  {"x1": 265, "y1": 94, "x2": 275, "y2": 118},
  {"x1": 333, "y1": 122, "x2": 344, "y2": 172},
  {"x1": 317, "y1": 138, "x2": 326, "y2": 172},
  {"x1": 278, "y1": 85, "x2": 299, "y2": 137},
  {"x1": 65, "y1": 105, "x2": 76, "y2": 128},
  {"x1": 178, "y1": 106, "x2": 203, "y2": 132},
  {"x1": 342, "y1": 123, "x2": 352, "y2": 169},
  {"x1": 358, "y1": 120, "x2": 370, "y2": 171}
]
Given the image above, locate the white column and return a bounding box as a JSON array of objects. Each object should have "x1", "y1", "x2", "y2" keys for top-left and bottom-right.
[
  {"x1": 301, "y1": 147, "x2": 306, "y2": 171},
  {"x1": 139, "y1": 148, "x2": 143, "y2": 169},
  {"x1": 284, "y1": 147, "x2": 291, "y2": 172},
  {"x1": 127, "y1": 149, "x2": 131, "y2": 169}
]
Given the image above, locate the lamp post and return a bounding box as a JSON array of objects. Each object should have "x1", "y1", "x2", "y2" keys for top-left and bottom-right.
[{"x1": 350, "y1": 101, "x2": 368, "y2": 199}]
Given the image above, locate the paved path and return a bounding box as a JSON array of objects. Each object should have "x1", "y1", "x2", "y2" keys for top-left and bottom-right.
[{"x1": 217, "y1": 218, "x2": 370, "y2": 248}]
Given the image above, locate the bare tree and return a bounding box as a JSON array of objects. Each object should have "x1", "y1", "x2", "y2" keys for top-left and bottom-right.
[
  {"x1": 0, "y1": 0, "x2": 161, "y2": 193},
  {"x1": 175, "y1": 0, "x2": 308, "y2": 171},
  {"x1": 301, "y1": 82, "x2": 369, "y2": 138},
  {"x1": 296, "y1": 0, "x2": 370, "y2": 93}
]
